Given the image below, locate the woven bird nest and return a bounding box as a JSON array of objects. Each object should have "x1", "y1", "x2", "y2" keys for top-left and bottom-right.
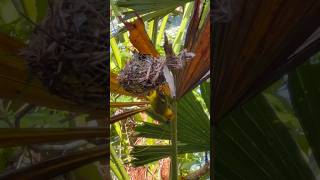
[
  {"x1": 21, "y1": 0, "x2": 108, "y2": 108},
  {"x1": 118, "y1": 50, "x2": 195, "y2": 95}
]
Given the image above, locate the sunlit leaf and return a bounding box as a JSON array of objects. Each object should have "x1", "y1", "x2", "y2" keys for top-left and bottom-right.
[
  {"x1": 111, "y1": 37, "x2": 122, "y2": 68},
  {"x1": 173, "y1": 2, "x2": 193, "y2": 54},
  {"x1": 156, "y1": 15, "x2": 169, "y2": 46},
  {"x1": 110, "y1": 145, "x2": 130, "y2": 180},
  {"x1": 120, "y1": 16, "x2": 159, "y2": 57}
]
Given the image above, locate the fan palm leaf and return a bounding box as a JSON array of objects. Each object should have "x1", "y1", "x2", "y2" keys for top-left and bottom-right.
[
  {"x1": 130, "y1": 81, "x2": 210, "y2": 166},
  {"x1": 214, "y1": 94, "x2": 315, "y2": 180},
  {"x1": 288, "y1": 58, "x2": 320, "y2": 168},
  {"x1": 116, "y1": 0, "x2": 192, "y2": 21},
  {"x1": 213, "y1": 0, "x2": 320, "y2": 121}
]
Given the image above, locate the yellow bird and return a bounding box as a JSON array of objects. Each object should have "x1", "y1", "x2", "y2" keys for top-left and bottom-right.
[{"x1": 146, "y1": 90, "x2": 174, "y2": 122}]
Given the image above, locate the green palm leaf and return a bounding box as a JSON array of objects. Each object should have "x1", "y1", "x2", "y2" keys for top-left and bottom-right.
[
  {"x1": 129, "y1": 83, "x2": 210, "y2": 166},
  {"x1": 288, "y1": 58, "x2": 320, "y2": 168},
  {"x1": 117, "y1": 0, "x2": 192, "y2": 21},
  {"x1": 214, "y1": 94, "x2": 315, "y2": 180},
  {"x1": 110, "y1": 145, "x2": 130, "y2": 180}
]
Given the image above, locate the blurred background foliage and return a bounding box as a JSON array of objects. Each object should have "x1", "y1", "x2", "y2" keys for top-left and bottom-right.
[{"x1": 0, "y1": 0, "x2": 107, "y2": 179}]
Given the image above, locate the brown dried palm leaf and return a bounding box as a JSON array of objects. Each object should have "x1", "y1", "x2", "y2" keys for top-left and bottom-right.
[
  {"x1": 213, "y1": 0, "x2": 320, "y2": 121},
  {"x1": 110, "y1": 101, "x2": 149, "y2": 108},
  {"x1": 175, "y1": 16, "x2": 210, "y2": 99},
  {"x1": 110, "y1": 106, "x2": 149, "y2": 124},
  {"x1": 0, "y1": 128, "x2": 107, "y2": 148}
]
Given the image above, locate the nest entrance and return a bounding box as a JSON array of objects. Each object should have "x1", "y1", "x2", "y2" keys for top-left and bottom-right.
[{"x1": 21, "y1": 0, "x2": 108, "y2": 108}]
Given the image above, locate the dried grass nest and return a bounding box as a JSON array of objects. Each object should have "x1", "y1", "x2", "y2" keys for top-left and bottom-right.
[
  {"x1": 20, "y1": 0, "x2": 108, "y2": 108},
  {"x1": 118, "y1": 50, "x2": 195, "y2": 95}
]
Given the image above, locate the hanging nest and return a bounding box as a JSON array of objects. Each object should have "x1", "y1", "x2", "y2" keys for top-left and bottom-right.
[
  {"x1": 20, "y1": 0, "x2": 108, "y2": 108},
  {"x1": 118, "y1": 50, "x2": 195, "y2": 95}
]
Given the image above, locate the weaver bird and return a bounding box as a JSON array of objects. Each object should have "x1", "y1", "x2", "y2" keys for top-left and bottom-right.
[{"x1": 146, "y1": 90, "x2": 174, "y2": 122}]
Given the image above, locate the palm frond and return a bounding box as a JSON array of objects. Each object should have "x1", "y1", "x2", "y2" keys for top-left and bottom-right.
[
  {"x1": 288, "y1": 59, "x2": 320, "y2": 167},
  {"x1": 130, "y1": 85, "x2": 209, "y2": 166},
  {"x1": 130, "y1": 144, "x2": 207, "y2": 167},
  {"x1": 212, "y1": 0, "x2": 320, "y2": 121},
  {"x1": 172, "y1": 2, "x2": 193, "y2": 54},
  {"x1": 110, "y1": 145, "x2": 130, "y2": 180},
  {"x1": 176, "y1": 16, "x2": 210, "y2": 99},
  {"x1": 215, "y1": 94, "x2": 315, "y2": 180},
  {"x1": 117, "y1": 0, "x2": 192, "y2": 21},
  {"x1": 200, "y1": 80, "x2": 210, "y2": 110}
]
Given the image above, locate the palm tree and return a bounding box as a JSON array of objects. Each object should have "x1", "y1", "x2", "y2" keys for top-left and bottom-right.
[{"x1": 110, "y1": 0, "x2": 210, "y2": 179}]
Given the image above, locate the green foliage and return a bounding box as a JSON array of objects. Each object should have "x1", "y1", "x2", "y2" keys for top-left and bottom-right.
[
  {"x1": 215, "y1": 94, "x2": 315, "y2": 180},
  {"x1": 0, "y1": 148, "x2": 15, "y2": 173},
  {"x1": 20, "y1": 109, "x2": 69, "y2": 128},
  {"x1": 0, "y1": 0, "x2": 48, "y2": 42},
  {"x1": 156, "y1": 15, "x2": 169, "y2": 46},
  {"x1": 111, "y1": 37, "x2": 123, "y2": 69},
  {"x1": 110, "y1": 145, "x2": 130, "y2": 180},
  {"x1": 130, "y1": 83, "x2": 210, "y2": 166},
  {"x1": 0, "y1": 101, "x2": 74, "y2": 128},
  {"x1": 70, "y1": 162, "x2": 104, "y2": 180},
  {"x1": 172, "y1": 2, "x2": 193, "y2": 54},
  {"x1": 34, "y1": 0, "x2": 48, "y2": 22},
  {"x1": 288, "y1": 59, "x2": 320, "y2": 169},
  {"x1": 116, "y1": 0, "x2": 192, "y2": 21},
  {"x1": 179, "y1": 152, "x2": 207, "y2": 177},
  {"x1": 200, "y1": 80, "x2": 210, "y2": 111},
  {"x1": 0, "y1": 0, "x2": 19, "y2": 23}
]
